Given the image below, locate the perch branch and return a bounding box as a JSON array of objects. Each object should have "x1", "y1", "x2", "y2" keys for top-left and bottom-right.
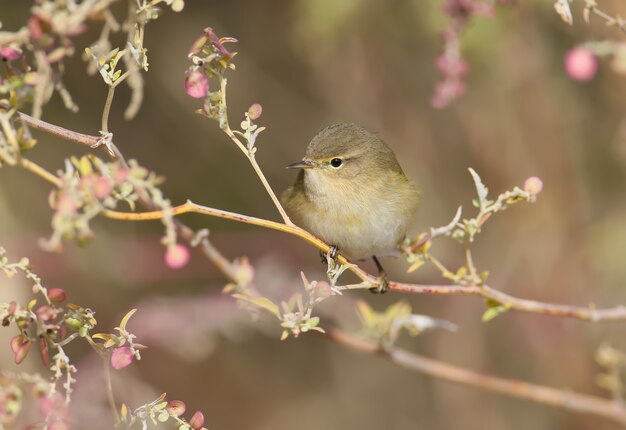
[{"x1": 14, "y1": 112, "x2": 626, "y2": 322}]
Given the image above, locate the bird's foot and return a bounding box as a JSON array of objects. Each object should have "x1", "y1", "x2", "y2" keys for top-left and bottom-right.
[
  {"x1": 369, "y1": 255, "x2": 389, "y2": 294},
  {"x1": 320, "y1": 245, "x2": 339, "y2": 265},
  {"x1": 369, "y1": 272, "x2": 389, "y2": 294}
]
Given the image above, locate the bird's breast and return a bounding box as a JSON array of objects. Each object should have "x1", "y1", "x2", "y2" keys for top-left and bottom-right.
[{"x1": 296, "y1": 171, "x2": 415, "y2": 259}]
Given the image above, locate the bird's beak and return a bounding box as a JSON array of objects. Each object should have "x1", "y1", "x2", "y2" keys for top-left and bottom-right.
[{"x1": 286, "y1": 159, "x2": 315, "y2": 169}]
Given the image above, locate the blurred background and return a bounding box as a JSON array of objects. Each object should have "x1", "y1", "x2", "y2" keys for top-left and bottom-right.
[{"x1": 1, "y1": 0, "x2": 626, "y2": 429}]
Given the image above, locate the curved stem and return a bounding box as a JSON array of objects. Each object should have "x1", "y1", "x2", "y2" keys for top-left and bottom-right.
[
  {"x1": 218, "y1": 77, "x2": 293, "y2": 225},
  {"x1": 101, "y1": 200, "x2": 626, "y2": 321},
  {"x1": 102, "y1": 355, "x2": 120, "y2": 424},
  {"x1": 13, "y1": 111, "x2": 626, "y2": 321}
]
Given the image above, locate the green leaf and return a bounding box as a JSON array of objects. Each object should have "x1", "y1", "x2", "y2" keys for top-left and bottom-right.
[
  {"x1": 307, "y1": 317, "x2": 320, "y2": 327},
  {"x1": 157, "y1": 411, "x2": 169, "y2": 423},
  {"x1": 119, "y1": 308, "x2": 137, "y2": 332},
  {"x1": 468, "y1": 168, "x2": 488, "y2": 208},
  {"x1": 407, "y1": 257, "x2": 425, "y2": 273},
  {"x1": 481, "y1": 301, "x2": 511, "y2": 322},
  {"x1": 232, "y1": 294, "x2": 280, "y2": 319}
]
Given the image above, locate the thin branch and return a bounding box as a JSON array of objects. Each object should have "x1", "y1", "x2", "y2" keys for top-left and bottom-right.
[
  {"x1": 585, "y1": 1, "x2": 626, "y2": 35},
  {"x1": 13, "y1": 112, "x2": 626, "y2": 321},
  {"x1": 20, "y1": 158, "x2": 61, "y2": 187},
  {"x1": 18, "y1": 111, "x2": 101, "y2": 148},
  {"x1": 11, "y1": 113, "x2": 626, "y2": 426},
  {"x1": 323, "y1": 328, "x2": 626, "y2": 426},
  {"x1": 218, "y1": 77, "x2": 293, "y2": 225},
  {"x1": 101, "y1": 200, "x2": 626, "y2": 321},
  {"x1": 102, "y1": 355, "x2": 120, "y2": 424},
  {"x1": 101, "y1": 86, "x2": 115, "y2": 133},
  {"x1": 0, "y1": 112, "x2": 20, "y2": 163}
]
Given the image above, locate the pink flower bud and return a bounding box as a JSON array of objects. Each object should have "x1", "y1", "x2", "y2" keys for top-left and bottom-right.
[
  {"x1": 111, "y1": 346, "x2": 134, "y2": 370},
  {"x1": 165, "y1": 244, "x2": 190, "y2": 269},
  {"x1": 0, "y1": 46, "x2": 22, "y2": 61},
  {"x1": 435, "y1": 54, "x2": 469, "y2": 77},
  {"x1": 112, "y1": 166, "x2": 130, "y2": 184},
  {"x1": 40, "y1": 337, "x2": 49, "y2": 367},
  {"x1": 92, "y1": 177, "x2": 112, "y2": 200},
  {"x1": 10, "y1": 335, "x2": 31, "y2": 364},
  {"x1": 524, "y1": 176, "x2": 543, "y2": 195},
  {"x1": 28, "y1": 17, "x2": 44, "y2": 40},
  {"x1": 189, "y1": 411, "x2": 205, "y2": 430},
  {"x1": 48, "y1": 288, "x2": 67, "y2": 303},
  {"x1": 166, "y1": 400, "x2": 186, "y2": 417},
  {"x1": 36, "y1": 305, "x2": 55, "y2": 321},
  {"x1": 55, "y1": 193, "x2": 78, "y2": 215},
  {"x1": 564, "y1": 47, "x2": 597, "y2": 82},
  {"x1": 247, "y1": 103, "x2": 263, "y2": 120},
  {"x1": 185, "y1": 70, "x2": 209, "y2": 99}
]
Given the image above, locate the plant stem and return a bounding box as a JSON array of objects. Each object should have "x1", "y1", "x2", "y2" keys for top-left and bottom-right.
[
  {"x1": 102, "y1": 86, "x2": 115, "y2": 133},
  {"x1": 464, "y1": 244, "x2": 480, "y2": 284},
  {"x1": 14, "y1": 112, "x2": 626, "y2": 321},
  {"x1": 100, "y1": 201, "x2": 626, "y2": 321},
  {"x1": 102, "y1": 356, "x2": 121, "y2": 424},
  {"x1": 18, "y1": 111, "x2": 101, "y2": 147},
  {"x1": 0, "y1": 113, "x2": 20, "y2": 163},
  {"x1": 323, "y1": 329, "x2": 626, "y2": 426},
  {"x1": 219, "y1": 77, "x2": 293, "y2": 225},
  {"x1": 21, "y1": 158, "x2": 61, "y2": 186}
]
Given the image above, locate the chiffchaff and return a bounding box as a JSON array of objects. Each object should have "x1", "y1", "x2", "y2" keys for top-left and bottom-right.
[{"x1": 281, "y1": 123, "x2": 420, "y2": 292}]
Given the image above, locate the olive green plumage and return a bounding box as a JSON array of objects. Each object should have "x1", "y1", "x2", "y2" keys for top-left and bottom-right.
[{"x1": 281, "y1": 123, "x2": 420, "y2": 260}]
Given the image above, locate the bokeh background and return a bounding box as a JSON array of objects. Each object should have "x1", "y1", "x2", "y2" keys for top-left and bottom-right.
[{"x1": 1, "y1": 1, "x2": 626, "y2": 429}]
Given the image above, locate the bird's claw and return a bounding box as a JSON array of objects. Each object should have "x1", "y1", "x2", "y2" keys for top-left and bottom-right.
[
  {"x1": 320, "y1": 245, "x2": 339, "y2": 265},
  {"x1": 369, "y1": 273, "x2": 389, "y2": 294}
]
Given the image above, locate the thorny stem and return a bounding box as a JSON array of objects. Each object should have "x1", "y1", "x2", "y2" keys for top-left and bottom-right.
[{"x1": 219, "y1": 77, "x2": 293, "y2": 225}]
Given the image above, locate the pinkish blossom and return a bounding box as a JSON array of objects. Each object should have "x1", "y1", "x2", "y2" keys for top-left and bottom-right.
[
  {"x1": 165, "y1": 244, "x2": 190, "y2": 269},
  {"x1": 111, "y1": 346, "x2": 134, "y2": 370},
  {"x1": 524, "y1": 176, "x2": 543, "y2": 195},
  {"x1": 185, "y1": 70, "x2": 209, "y2": 98},
  {"x1": 564, "y1": 47, "x2": 597, "y2": 82},
  {"x1": 0, "y1": 47, "x2": 22, "y2": 61}
]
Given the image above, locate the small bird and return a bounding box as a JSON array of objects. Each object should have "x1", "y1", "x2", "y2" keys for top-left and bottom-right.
[{"x1": 281, "y1": 123, "x2": 420, "y2": 292}]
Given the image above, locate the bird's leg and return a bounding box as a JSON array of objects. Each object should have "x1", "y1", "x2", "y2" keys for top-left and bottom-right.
[
  {"x1": 320, "y1": 245, "x2": 339, "y2": 265},
  {"x1": 370, "y1": 255, "x2": 389, "y2": 294}
]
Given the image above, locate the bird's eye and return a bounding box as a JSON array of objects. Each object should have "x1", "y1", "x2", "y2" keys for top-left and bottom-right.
[{"x1": 330, "y1": 158, "x2": 343, "y2": 168}]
